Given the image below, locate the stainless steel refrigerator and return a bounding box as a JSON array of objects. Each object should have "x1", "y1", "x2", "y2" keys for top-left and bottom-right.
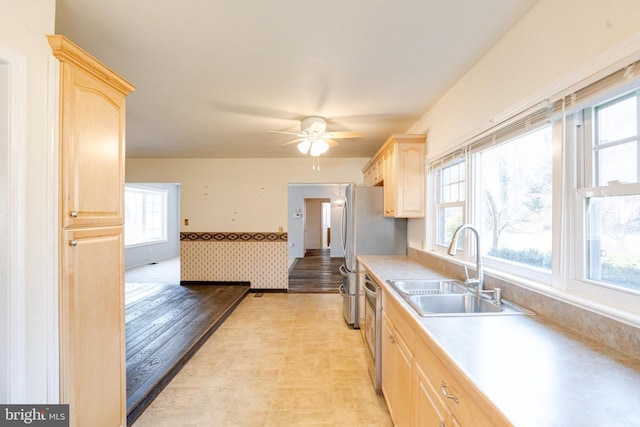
[{"x1": 338, "y1": 184, "x2": 407, "y2": 328}]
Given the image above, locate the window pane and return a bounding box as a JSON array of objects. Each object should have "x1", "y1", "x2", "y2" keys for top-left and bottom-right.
[
  {"x1": 436, "y1": 161, "x2": 465, "y2": 203},
  {"x1": 437, "y1": 206, "x2": 463, "y2": 246},
  {"x1": 594, "y1": 93, "x2": 638, "y2": 185},
  {"x1": 478, "y1": 126, "x2": 553, "y2": 270},
  {"x1": 435, "y1": 161, "x2": 466, "y2": 247},
  {"x1": 586, "y1": 195, "x2": 640, "y2": 291},
  {"x1": 596, "y1": 95, "x2": 636, "y2": 144},
  {"x1": 596, "y1": 143, "x2": 637, "y2": 185},
  {"x1": 125, "y1": 187, "x2": 167, "y2": 246}
]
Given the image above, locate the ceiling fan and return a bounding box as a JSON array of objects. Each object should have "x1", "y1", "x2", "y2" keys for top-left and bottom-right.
[{"x1": 269, "y1": 116, "x2": 364, "y2": 157}]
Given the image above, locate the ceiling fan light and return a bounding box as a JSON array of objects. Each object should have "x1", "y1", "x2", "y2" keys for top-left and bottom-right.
[
  {"x1": 310, "y1": 139, "x2": 329, "y2": 156},
  {"x1": 297, "y1": 139, "x2": 311, "y2": 154}
]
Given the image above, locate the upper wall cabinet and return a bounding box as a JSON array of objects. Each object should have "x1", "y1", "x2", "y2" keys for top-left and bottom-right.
[
  {"x1": 362, "y1": 134, "x2": 426, "y2": 218},
  {"x1": 49, "y1": 35, "x2": 135, "y2": 229}
]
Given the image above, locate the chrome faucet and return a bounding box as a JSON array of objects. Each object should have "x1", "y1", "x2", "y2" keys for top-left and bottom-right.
[{"x1": 447, "y1": 224, "x2": 484, "y2": 294}]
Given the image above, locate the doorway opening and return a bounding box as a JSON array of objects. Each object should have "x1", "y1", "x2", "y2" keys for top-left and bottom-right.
[
  {"x1": 124, "y1": 183, "x2": 180, "y2": 276},
  {"x1": 287, "y1": 183, "x2": 348, "y2": 293},
  {"x1": 303, "y1": 198, "x2": 330, "y2": 253}
]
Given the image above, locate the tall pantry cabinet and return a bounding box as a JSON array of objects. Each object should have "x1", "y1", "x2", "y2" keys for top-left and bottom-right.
[{"x1": 48, "y1": 35, "x2": 135, "y2": 427}]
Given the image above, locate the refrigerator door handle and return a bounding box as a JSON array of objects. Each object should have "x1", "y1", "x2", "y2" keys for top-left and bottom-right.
[
  {"x1": 340, "y1": 201, "x2": 347, "y2": 255},
  {"x1": 339, "y1": 264, "x2": 349, "y2": 277},
  {"x1": 338, "y1": 283, "x2": 347, "y2": 297}
]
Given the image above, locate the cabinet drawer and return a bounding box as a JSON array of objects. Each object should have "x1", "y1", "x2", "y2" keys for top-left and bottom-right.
[
  {"x1": 381, "y1": 291, "x2": 414, "y2": 350},
  {"x1": 415, "y1": 335, "x2": 509, "y2": 427}
]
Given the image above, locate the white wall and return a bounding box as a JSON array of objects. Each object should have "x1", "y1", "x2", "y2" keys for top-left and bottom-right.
[
  {"x1": 407, "y1": 0, "x2": 640, "y2": 248},
  {"x1": 0, "y1": 0, "x2": 56, "y2": 403},
  {"x1": 126, "y1": 157, "x2": 367, "y2": 233}
]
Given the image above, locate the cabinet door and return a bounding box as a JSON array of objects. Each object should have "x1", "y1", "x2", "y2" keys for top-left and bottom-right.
[
  {"x1": 383, "y1": 150, "x2": 396, "y2": 217},
  {"x1": 395, "y1": 143, "x2": 425, "y2": 218},
  {"x1": 60, "y1": 62, "x2": 126, "y2": 228},
  {"x1": 381, "y1": 313, "x2": 395, "y2": 412},
  {"x1": 415, "y1": 364, "x2": 450, "y2": 427},
  {"x1": 382, "y1": 311, "x2": 414, "y2": 426},
  {"x1": 394, "y1": 331, "x2": 413, "y2": 427},
  {"x1": 60, "y1": 227, "x2": 125, "y2": 427}
]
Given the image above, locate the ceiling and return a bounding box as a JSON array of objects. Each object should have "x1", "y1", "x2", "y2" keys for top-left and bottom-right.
[{"x1": 54, "y1": 0, "x2": 539, "y2": 159}]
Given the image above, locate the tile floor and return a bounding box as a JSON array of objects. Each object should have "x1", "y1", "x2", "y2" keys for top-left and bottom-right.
[{"x1": 132, "y1": 292, "x2": 392, "y2": 426}]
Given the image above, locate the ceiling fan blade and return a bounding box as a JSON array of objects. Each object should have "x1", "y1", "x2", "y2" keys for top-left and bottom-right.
[
  {"x1": 323, "y1": 131, "x2": 364, "y2": 139},
  {"x1": 324, "y1": 138, "x2": 339, "y2": 147},
  {"x1": 269, "y1": 130, "x2": 304, "y2": 137},
  {"x1": 282, "y1": 138, "x2": 305, "y2": 146}
]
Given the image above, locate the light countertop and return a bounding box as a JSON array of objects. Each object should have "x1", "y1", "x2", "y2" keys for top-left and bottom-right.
[{"x1": 358, "y1": 255, "x2": 640, "y2": 427}]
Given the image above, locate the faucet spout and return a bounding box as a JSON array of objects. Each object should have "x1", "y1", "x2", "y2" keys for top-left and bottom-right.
[{"x1": 447, "y1": 224, "x2": 484, "y2": 293}]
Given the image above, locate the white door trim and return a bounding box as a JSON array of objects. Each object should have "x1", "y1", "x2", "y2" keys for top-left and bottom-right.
[{"x1": 0, "y1": 45, "x2": 27, "y2": 403}]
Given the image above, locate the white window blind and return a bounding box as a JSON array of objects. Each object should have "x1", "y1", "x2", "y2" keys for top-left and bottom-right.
[
  {"x1": 555, "y1": 60, "x2": 640, "y2": 115},
  {"x1": 427, "y1": 100, "x2": 554, "y2": 171}
]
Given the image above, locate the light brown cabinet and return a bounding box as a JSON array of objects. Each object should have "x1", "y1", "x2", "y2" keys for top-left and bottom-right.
[
  {"x1": 59, "y1": 62, "x2": 127, "y2": 228},
  {"x1": 415, "y1": 363, "x2": 461, "y2": 427},
  {"x1": 381, "y1": 288, "x2": 510, "y2": 427},
  {"x1": 60, "y1": 227, "x2": 125, "y2": 426},
  {"x1": 49, "y1": 35, "x2": 134, "y2": 427},
  {"x1": 414, "y1": 333, "x2": 506, "y2": 427},
  {"x1": 381, "y1": 311, "x2": 413, "y2": 427},
  {"x1": 362, "y1": 134, "x2": 426, "y2": 218}
]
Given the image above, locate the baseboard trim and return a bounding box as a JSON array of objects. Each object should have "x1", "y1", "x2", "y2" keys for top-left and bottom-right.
[
  {"x1": 249, "y1": 288, "x2": 288, "y2": 293},
  {"x1": 180, "y1": 281, "x2": 251, "y2": 286}
]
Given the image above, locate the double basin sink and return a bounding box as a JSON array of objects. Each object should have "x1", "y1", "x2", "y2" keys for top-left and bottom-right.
[{"x1": 387, "y1": 279, "x2": 533, "y2": 317}]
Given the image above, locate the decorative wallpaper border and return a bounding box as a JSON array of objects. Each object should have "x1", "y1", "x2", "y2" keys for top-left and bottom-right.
[{"x1": 180, "y1": 232, "x2": 288, "y2": 242}]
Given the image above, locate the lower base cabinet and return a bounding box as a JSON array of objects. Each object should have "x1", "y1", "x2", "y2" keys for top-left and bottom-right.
[
  {"x1": 381, "y1": 290, "x2": 510, "y2": 427},
  {"x1": 381, "y1": 312, "x2": 413, "y2": 426},
  {"x1": 415, "y1": 363, "x2": 461, "y2": 427}
]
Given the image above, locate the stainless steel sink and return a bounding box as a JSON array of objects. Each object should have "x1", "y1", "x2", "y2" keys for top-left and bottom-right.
[
  {"x1": 387, "y1": 279, "x2": 468, "y2": 296},
  {"x1": 406, "y1": 293, "x2": 531, "y2": 317},
  {"x1": 387, "y1": 279, "x2": 533, "y2": 317},
  {"x1": 408, "y1": 294, "x2": 500, "y2": 314}
]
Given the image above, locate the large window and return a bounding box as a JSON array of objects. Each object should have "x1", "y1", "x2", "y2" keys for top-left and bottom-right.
[
  {"x1": 581, "y1": 91, "x2": 640, "y2": 292},
  {"x1": 478, "y1": 126, "x2": 553, "y2": 271},
  {"x1": 430, "y1": 64, "x2": 640, "y2": 311},
  {"x1": 125, "y1": 186, "x2": 168, "y2": 247},
  {"x1": 433, "y1": 124, "x2": 553, "y2": 274}
]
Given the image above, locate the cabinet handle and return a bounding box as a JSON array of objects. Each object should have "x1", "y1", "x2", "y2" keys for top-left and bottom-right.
[
  {"x1": 70, "y1": 210, "x2": 78, "y2": 218},
  {"x1": 440, "y1": 381, "x2": 459, "y2": 403},
  {"x1": 69, "y1": 240, "x2": 78, "y2": 247},
  {"x1": 388, "y1": 333, "x2": 395, "y2": 344}
]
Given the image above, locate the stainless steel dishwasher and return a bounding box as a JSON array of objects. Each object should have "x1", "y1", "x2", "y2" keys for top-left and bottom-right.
[{"x1": 362, "y1": 274, "x2": 382, "y2": 390}]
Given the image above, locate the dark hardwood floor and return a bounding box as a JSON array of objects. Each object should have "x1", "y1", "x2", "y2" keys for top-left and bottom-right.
[
  {"x1": 288, "y1": 248, "x2": 344, "y2": 293},
  {"x1": 125, "y1": 281, "x2": 249, "y2": 425}
]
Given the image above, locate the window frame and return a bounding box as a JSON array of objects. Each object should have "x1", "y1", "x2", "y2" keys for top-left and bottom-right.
[
  {"x1": 426, "y1": 73, "x2": 640, "y2": 324},
  {"x1": 570, "y1": 89, "x2": 640, "y2": 299},
  {"x1": 433, "y1": 159, "x2": 467, "y2": 249}
]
